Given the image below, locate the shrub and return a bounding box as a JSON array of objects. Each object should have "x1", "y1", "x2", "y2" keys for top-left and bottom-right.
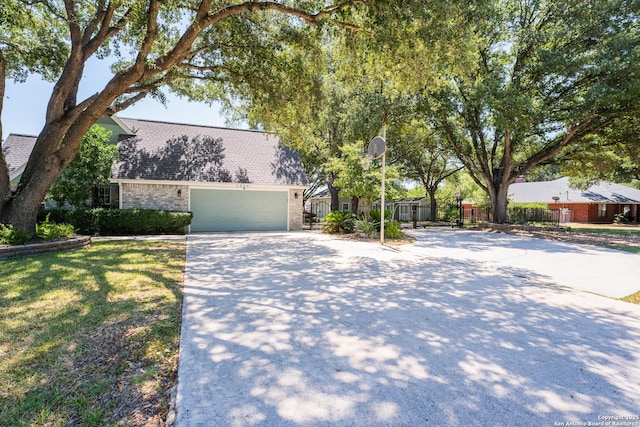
[
  {"x1": 323, "y1": 210, "x2": 356, "y2": 234},
  {"x1": 0, "y1": 224, "x2": 33, "y2": 245},
  {"x1": 370, "y1": 209, "x2": 392, "y2": 224},
  {"x1": 356, "y1": 217, "x2": 379, "y2": 239},
  {"x1": 39, "y1": 208, "x2": 193, "y2": 235},
  {"x1": 36, "y1": 215, "x2": 75, "y2": 241},
  {"x1": 507, "y1": 202, "x2": 556, "y2": 224},
  {"x1": 384, "y1": 220, "x2": 405, "y2": 239}
]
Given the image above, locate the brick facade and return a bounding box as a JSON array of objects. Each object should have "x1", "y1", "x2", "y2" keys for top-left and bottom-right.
[
  {"x1": 289, "y1": 189, "x2": 304, "y2": 231},
  {"x1": 120, "y1": 183, "x2": 189, "y2": 211},
  {"x1": 548, "y1": 202, "x2": 635, "y2": 223}
]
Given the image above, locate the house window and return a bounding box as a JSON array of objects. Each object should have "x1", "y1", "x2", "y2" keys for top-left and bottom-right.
[
  {"x1": 341, "y1": 202, "x2": 349, "y2": 211},
  {"x1": 598, "y1": 203, "x2": 607, "y2": 218},
  {"x1": 96, "y1": 185, "x2": 111, "y2": 207}
]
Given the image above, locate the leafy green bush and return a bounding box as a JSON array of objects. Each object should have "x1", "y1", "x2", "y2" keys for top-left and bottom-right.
[
  {"x1": 356, "y1": 217, "x2": 379, "y2": 239},
  {"x1": 384, "y1": 220, "x2": 405, "y2": 239},
  {"x1": 323, "y1": 210, "x2": 356, "y2": 234},
  {"x1": 38, "y1": 208, "x2": 193, "y2": 235},
  {"x1": 370, "y1": 209, "x2": 392, "y2": 223},
  {"x1": 0, "y1": 224, "x2": 33, "y2": 245},
  {"x1": 507, "y1": 202, "x2": 556, "y2": 224},
  {"x1": 36, "y1": 215, "x2": 75, "y2": 241}
]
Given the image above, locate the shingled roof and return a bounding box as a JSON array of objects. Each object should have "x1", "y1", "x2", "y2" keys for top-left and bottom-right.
[
  {"x1": 2, "y1": 134, "x2": 37, "y2": 174},
  {"x1": 509, "y1": 177, "x2": 640, "y2": 204},
  {"x1": 113, "y1": 118, "x2": 308, "y2": 186},
  {"x1": 2, "y1": 117, "x2": 308, "y2": 187}
]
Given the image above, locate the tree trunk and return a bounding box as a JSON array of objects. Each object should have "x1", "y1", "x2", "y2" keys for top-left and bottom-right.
[
  {"x1": 0, "y1": 50, "x2": 10, "y2": 205},
  {"x1": 351, "y1": 196, "x2": 359, "y2": 215},
  {"x1": 427, "y1": 188, "x2": 438, "y2": 221},
  {"x1": 0, "y1": 191, "x2": 44, "y2": 233},
  {"x1": 326, "y1": 172, "x2": 340, "y2": 211},
  {"x1": 488, "y1": 182, "x2": 510, "y2": 224}
]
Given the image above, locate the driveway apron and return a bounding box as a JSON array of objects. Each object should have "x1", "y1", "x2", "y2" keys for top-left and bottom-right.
[{"x1": 175, "y1": 230, "x2": 640, "y2": 426}]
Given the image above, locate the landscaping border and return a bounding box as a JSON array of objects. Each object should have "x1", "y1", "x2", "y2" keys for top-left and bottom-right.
[{"x1": 0, "y1": 235, "x2": 91, "y2": 260}]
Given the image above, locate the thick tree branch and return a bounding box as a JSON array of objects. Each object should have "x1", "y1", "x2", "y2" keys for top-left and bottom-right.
[{"x1": 0, "y1": 50, "x2": 10, "y2": 202}]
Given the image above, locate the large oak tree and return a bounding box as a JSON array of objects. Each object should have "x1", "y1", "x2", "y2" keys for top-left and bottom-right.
[
  {"x1": 425, "y1": 0, "x2": 640, "y2": 222},
  {"x1": 0, "y1": 0, "x2": 366, "y2": 232}
]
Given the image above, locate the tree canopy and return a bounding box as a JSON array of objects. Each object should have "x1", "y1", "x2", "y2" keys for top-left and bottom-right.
[
  {"x1": 48, "y1": 125, "x2": 117, "y2": 208},
  {"x1": 423, "y1": 0, "x2": 640, "y2": 222},
  {"x1": 0, "y1": 0, "x2": 370, "y2": 232}
]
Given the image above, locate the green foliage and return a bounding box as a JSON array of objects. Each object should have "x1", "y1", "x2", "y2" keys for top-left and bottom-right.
[
  {"x1": 356, "y1": 217, "x2": 379, "y2": 239},
  {"x1": 384, "y1": 220, "x2": 405, "y2": 240},
  {"x1": 38, "y1": 209, "x2": 192, "y2": 235},
  {"x1": 0, "y1": 223, "x2": 33, "y2": 245},
  {"x1": 323, "y1": 210, "x2": 356, "y2": 234},
  {"x1": 35, "y1": 215, "x2": 74, "y2": 241},
  {"x1": 48, "y1": 126, "x2": 118, "y2": 208},
  {"x1": 423, "y1": 0, "x2": 640, "y2": 223},
  {"x1": 507, "y1": 203, "x2": 557, "y2": 225},
  {"x1": 560, "y1": 115, "x2": 640, "y2": 188},
  {"x1": 0, "y1": 1, "x2": 68, "y2": 83},
  {"x1": 405, "y1": 185, "x2": 426, "y2": 198},
  {"x1": 369, "y1": 209, "x2": 393, "y2": 223}
]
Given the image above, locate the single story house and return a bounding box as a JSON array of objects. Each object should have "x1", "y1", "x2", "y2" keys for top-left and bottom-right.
[
  {"x1": 387, "y1": 197, "x2": 431, "y2": 222},
  {"x1": 307, "y1": 191, "x2": 431, "y2": 222},
  {"x1": 306, "y1": 190, "x2": 362, "y2": 219},
  {"x1": 509, "y1": 177, "x2": 640, "y2": 224},
  {"x1": 2, "y1": 116, "x2": 309, "y2": 232}
]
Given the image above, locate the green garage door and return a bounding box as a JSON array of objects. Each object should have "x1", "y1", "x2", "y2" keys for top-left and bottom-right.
[{"x1": 190, "y1": 189, "x2": 288, "y2": 232}]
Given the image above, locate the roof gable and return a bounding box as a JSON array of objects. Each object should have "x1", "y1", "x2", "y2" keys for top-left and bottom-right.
[
  {"x1": 2, "y1": 134, "x2": 38, "y2": 178},
  {"x1": 113, "y1": 118, "x2": 308, "y2": 186}
]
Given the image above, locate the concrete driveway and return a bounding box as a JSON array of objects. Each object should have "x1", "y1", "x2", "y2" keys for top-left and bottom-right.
[{"x1": 176, "y1": 230, "x2": 640, "y2": 426}]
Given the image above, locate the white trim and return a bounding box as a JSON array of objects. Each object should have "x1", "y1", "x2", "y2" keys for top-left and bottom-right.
[
  {"x1": 9, "y1": 164, "x2": 25, "y2": 183},
  {"x1": 118, "y1": 182, "x2": 123, "y2": 209}
]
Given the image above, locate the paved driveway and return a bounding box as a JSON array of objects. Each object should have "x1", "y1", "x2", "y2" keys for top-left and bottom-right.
[{"x1": 176, "y1": 230, "x2": 640, "y2": 426}]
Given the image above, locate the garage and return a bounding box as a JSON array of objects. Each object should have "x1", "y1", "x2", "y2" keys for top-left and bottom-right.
[{"x1": 190, "y1": 189, "x2": 288, "y2": 232}]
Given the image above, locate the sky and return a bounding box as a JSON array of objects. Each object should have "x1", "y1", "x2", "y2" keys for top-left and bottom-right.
[{"x1": 1, "y1": 56, "x2": 240, "y2": 142}]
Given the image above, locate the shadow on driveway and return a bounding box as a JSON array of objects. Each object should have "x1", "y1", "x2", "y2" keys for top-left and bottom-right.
[{"x1": 176, "y1": 232, "x2": 640, "y2": 426}]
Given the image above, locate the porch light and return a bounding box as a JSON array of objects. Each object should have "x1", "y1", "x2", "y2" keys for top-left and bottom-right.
[{"x1": 177, "y1": 189, "x2": 182, "y2": 198}]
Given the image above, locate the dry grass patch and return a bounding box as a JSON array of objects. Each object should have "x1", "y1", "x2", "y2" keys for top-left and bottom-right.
[{"x1": 0, "y1": 240, "x2": 185, "y2": 426}]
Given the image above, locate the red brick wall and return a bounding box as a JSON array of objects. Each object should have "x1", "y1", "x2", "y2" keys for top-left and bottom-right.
[{"x1": 546, "y1": 203, "x2": 600, "y2": 223}]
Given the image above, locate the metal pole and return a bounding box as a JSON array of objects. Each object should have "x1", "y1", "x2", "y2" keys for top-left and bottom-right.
[
  {"x1": 380, "y1": 124, "x2": 386, "y2": 244},
  {"x1": 380, "y1": 151, "x2": 385, "y2": 244}
]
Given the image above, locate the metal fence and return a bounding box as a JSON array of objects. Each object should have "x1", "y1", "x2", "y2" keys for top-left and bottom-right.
[{"x1": 308, "y1": 201, "x2": 560, "y2": 226}]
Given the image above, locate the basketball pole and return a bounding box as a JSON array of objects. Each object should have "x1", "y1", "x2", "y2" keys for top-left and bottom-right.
[{"x1": 380, "y1": 123, "x2": 386, "y2": 245}]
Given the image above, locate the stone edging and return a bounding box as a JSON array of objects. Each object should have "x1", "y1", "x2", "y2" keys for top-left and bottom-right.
[{"x1": 0, "y1": 236, "x2": 91, "y2": 260}]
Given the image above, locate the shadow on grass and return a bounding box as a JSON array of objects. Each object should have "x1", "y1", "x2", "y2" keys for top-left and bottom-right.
[{"x1": 0, "y1": 240, "x2": 185, "y2": 426}]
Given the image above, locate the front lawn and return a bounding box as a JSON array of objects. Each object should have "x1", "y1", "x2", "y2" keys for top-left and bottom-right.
[{"x1": 0, "y1": 240, "x2": 185, "y2": 426}]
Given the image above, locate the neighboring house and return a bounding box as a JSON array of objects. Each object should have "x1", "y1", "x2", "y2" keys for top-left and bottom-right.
[
  {"x1": 387, "y1": 198, "x2": 431, "y2": 222},
  {"x1": 2, "y1": 116, "x2": 309, "y2": 232},
  {"x1": 4, "y1": 134, "x2": 37, "y2": 190},
  {"x1": 307, "y1": 189, "x2": 362, "y2": 219},
  {"x1": 307, "y1": 191, "x2": 432, "y2": 222},
  {"x1": 509, "y1": 177, "x2": 640, "y2": 224}
]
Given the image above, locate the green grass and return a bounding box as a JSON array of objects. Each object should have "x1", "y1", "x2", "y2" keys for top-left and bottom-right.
[
  {"x1": 568, "y1": 224, "x2": 640, "y2": 236},
  {"x1": 0, "y1": 240, "x2": 185, "y2": 426},
  {"x1": 609, "y1": 245, "x2": 640, "y2": 254}
]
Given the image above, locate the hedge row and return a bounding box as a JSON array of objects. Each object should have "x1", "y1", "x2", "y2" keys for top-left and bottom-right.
[{"x1": 38, "y1": 208, "x2": 193, "y2": 235}]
